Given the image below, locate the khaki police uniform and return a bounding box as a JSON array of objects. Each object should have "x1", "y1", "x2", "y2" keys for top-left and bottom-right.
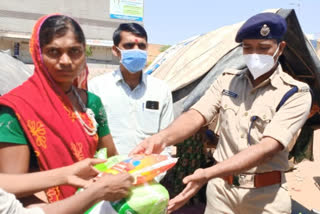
[{"x1": 191, "y1": 65, "x2": 312, "y2": 213}]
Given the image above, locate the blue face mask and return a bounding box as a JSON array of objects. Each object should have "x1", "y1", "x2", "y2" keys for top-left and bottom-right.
[{"x1": 117, "y1": 47, "x2": 147, "y2": 73}]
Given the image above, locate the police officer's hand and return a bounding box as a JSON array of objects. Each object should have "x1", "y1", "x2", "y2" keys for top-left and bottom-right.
[
  {"x1": 167, "y1": 168, "x2": 208, "y2": 213},
  {"x1": 129, "y1": 133, "x2": 167, "y2": 155}
]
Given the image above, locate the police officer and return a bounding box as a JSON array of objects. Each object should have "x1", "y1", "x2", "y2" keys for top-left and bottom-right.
[{"x1": 131, "y1": 12, "x2": 312, "y2": 213}]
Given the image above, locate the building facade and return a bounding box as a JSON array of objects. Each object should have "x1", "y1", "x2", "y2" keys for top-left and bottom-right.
[{"x1": 0, "y1": 0, "x2": 144, "y2": 78}]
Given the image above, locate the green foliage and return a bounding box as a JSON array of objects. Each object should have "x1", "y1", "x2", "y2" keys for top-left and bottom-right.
[
  {"x1": 159, "y1": 45, "x2": 171, "y2": 52},
  {"x1": 289, "y1": 124, "x2": 313, "y2": 163},
  {"x1": 85, "y1": 46, "x2": 93, "y2": 57}
]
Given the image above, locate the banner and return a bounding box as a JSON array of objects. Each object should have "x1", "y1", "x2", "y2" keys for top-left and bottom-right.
[{"x1": 110, "y1": 0, "x2": 143, "y2": 21}]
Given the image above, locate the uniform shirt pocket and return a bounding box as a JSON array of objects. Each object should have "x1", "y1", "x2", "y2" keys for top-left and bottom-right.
[
  {"x1": 250, "y1": 105, "x2": 274, "y2": 136},
  {"x1": 220, "y1": 96, "x2": 240, "y2": 127}
]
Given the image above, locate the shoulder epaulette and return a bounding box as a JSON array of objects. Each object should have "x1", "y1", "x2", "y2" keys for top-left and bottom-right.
[
  {"x1": 280, "y1": 72, "x2": 310, "y2": 93},
  {"x1": 298, "y1": 85, "x2": 310, "y2": 93}
]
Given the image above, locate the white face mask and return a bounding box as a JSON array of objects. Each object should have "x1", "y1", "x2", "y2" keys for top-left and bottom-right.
[{"x1": 244, "y1": 45, "x2": 280, "y2": 80}]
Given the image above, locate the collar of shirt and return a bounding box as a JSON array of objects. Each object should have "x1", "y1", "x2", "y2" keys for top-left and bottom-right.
[
  {"x1": 245, "y1": 64, "x2": 284, "y2": 93},
  {"x1": 113, "y1": 69, "x2": 147, "y2": 88}
]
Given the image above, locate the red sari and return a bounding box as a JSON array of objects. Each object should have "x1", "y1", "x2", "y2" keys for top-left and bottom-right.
[{"x1": 0, "y1": 14, "x2": 97, "y2": 202}]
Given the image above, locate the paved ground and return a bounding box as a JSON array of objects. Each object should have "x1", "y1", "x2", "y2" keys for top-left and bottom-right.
[{"x1": 287, "y1": 160, "x2": 320, "y2": 214}]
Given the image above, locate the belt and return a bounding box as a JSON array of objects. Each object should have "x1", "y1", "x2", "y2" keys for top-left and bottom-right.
[{"x1": 223, "y1": 171, "x2": 282, "y2": 188}]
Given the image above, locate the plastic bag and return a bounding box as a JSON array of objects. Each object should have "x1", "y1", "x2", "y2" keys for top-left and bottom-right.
[{"x1": 86, "y1": 181, "x2": 169, "y2": 214}]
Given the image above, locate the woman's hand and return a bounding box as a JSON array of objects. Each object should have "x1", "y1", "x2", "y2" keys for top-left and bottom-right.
[
  {"x1": 167, "y1": 168, "x2": 208, "y2": 213},
  {"x1": 63, "y1": 158, "x2": 106, "y2": 188}
]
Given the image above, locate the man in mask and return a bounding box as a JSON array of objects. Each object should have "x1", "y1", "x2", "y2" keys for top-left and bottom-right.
[
  {"x1": 89, "y1": 23, "x2": 174, "y2": 156},
  {"x1": 130, "y1": 13, "x2": 312, "y2": 213}
]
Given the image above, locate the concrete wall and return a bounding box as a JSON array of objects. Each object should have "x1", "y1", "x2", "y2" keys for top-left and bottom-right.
[
  {"x1": 88, "y1": 46, "x2": 114, "y2": 62},
  {"x1": 0, "y1": 38, "x2": 32, "y2": 63},
  {"x1": 0, "y1": 38, "x2": 12, "y2": 53},
  {"x1": 0, "y1": 0, "x2": 143, "y2": 40},
  {"x1": 0, "y1": 0, "x2": 145, "y2": 71}
]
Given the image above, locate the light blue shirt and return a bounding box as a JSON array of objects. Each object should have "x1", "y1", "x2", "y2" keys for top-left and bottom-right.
[{"x1": 89, "y1": 70, "x2": 174, "y2": 155}]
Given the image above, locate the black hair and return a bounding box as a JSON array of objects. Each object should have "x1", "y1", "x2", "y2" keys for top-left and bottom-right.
[
  {"x1": 113, "y1": 23, "x2": 148, "y2": 46},
  {"x1": 39, "y1": 15, "x2": 85, "y2": 48}
]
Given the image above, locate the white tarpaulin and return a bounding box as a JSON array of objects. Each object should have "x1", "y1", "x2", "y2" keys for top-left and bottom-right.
[
  {"x1": 148, "y1": 23, "x2": 242, "y2": 92},
  {"x1": 146, "y1": 9, "x2": 279, "y2": 92},
  {"x1": 0, "y1": 52, "x2": 33, "y2": 95},
  {"x1": 145, "y1": 9, "x2": 320, "y2": 118}
]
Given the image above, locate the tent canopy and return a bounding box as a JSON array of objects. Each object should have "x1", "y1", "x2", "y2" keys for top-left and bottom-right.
[
  {"x1": 146, "y1": 9, "x2": 320, "y2": 122},
  {"x1": 0, "y1": 52, "x2": 33, "y2": 95}
]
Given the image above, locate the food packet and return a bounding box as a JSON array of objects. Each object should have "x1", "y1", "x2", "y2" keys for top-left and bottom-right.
[
  {"x1": 104, "y1": 154, "x2": 177, "y2": 185},
  {"x1": 93, "y1": 148, "x2": 127, "y2": 172}
]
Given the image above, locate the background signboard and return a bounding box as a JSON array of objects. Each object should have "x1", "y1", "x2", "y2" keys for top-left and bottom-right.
[
  {"x1": 110, "y1": 0, "x2": 143, "y2": 21},
  {"x1": 0, "y1": 0, "x2": 143, "y2": 71}
]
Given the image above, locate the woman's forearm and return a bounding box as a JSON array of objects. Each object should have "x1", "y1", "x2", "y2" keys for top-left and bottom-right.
[
  {"x1": 41, "y1": 184, "x2": 103, "y2": 214},
  {"x1": 98, "y1": 134, "x2": 119, "y2": 157},
  {"x1": 1, "y1": 167, "x2": 67, "y2": 197}
]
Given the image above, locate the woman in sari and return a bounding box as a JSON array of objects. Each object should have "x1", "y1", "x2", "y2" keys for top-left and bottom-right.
[{"x1": 0, "y1": 14, "x2": 124, "y2": 202}]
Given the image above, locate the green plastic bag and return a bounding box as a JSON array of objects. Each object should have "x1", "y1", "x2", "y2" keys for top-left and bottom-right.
[{"x1": 86, "y1": 181, "x2": 169, "y2": 214}]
